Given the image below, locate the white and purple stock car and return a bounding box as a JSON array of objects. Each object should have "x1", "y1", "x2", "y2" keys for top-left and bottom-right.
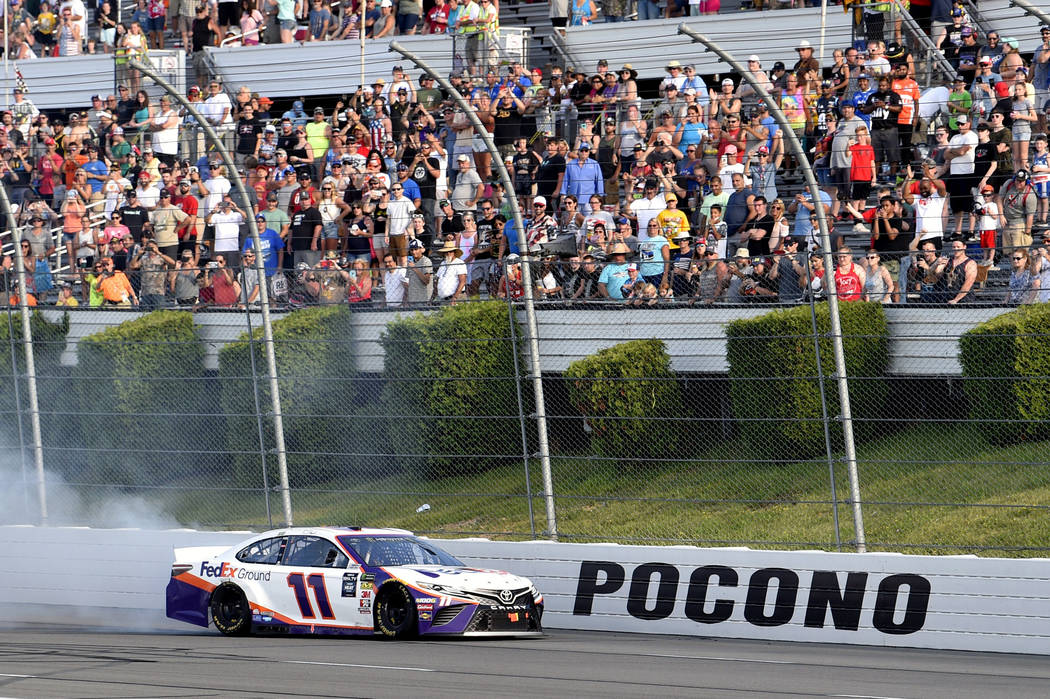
[{"x1": 166, "y1": 527, "x2": 544, "y2": 638}]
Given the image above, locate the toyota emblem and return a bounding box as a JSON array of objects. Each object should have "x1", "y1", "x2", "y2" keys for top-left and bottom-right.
[{"x1": 499, "y1": 589, "x2": 514, "y2": 603}]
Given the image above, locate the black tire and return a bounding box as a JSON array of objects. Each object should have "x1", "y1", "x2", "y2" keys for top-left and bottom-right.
[
  {"x1": 210, "y1": 583, "x2": 252, "y2": 636},
  {"x1": 374, "y1": 584, "x2": 418, "y2": 639}
]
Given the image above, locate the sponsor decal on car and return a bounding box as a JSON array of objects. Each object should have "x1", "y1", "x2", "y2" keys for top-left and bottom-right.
[
  {"x1": 573, "y1": 561, "x2": 931, "y2": 635},
  {"x1": 419, "y1": 611, "x2": 433, "y2": 621},
  {"x1": 359, "y1": 598, "x2": 372, "y2": 610},
  {"x1": 199, "y1": 562, "x2": 272, "y2": 582},
  {"x1": 416, "y1": 603, "x2": 434, "y2": 612},
  {"x1": 360, "y1": 589, "x2": 372, "y2": 599},
  {"x1": 342, "y1": 572, "x2": 358, "y2": 598}
]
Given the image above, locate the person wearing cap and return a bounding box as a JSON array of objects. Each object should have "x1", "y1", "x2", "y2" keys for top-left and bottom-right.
[
  {"x1": 129, "y1": 236, "x2": 175, "y2": 309},
  {"x1": 943, "y1": 113, "x2": 978, "y2": 239},
  {"x1": 970, "y1": 56, "x2": 1001, "y2": 116},
  {"x1": 169, "y1": 178, "x2": 200, "y2": 257},
  {"x1": 205, "y1": 195, "x2": 247, "y2": 269},
  {"x1": 969, "y1": 183, "x2": 1001, "y2": 268},
  {"x1": 93, "y1": 256, "x2": 138, "y2": 306},
  {"x1": 240, "y1": 213, "x2": 286, "y2": 279},
  {"x1": 999, "y1": 169, "x2": 1038, "y2": 252},
  {"x1": 9, "y1": 87, "x2": 37, "y2": 138},
  {"x1": 999, "y1": 37, "x2": 1025, "y2": 82},
  {"x1": 305, "y1": 107, "x2": 332, "y2": 181},
  {"x1": 596, "y1": 243, "x2": 630, "y2": 299},
  {"x1": 559, "y1": 142, "x2": 603, "y2": 215},
  {"x1": 862, "y1": 76, "x2": 903, "y2": 180},
  {"x1": 403, "y1": 237, "x2": 434, "y2": 304},
  {"x1": 148, "y1": 188, "x2": 189, "y2": 259},
  {"x1": 791, "y1": 39, "x2": 819, "y2": 80},
  {"x1": 450, "y1": 153, "x2": 483, "y2": 212}
]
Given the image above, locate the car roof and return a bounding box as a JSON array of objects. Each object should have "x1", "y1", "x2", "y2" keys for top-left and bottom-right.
[{"x1": 252, "y1": 526, "x2": 416, "y2": 539}]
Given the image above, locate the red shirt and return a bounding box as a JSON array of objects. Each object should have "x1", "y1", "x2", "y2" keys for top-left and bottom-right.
[
  {"x1": 289, "y1": 185, "x2": 317, "y2": 215},
  {"x1": 834, "y1": 263, "x2": 863, "y2": 302},
  {"x1": 849, "y1": 143, "x2": 876, "y2": 182},
  {"x1": 171, "y1": 193, "x2": 199, "y2": 238}
]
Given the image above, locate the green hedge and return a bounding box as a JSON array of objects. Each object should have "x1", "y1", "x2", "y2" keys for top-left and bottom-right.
[
  {"x1": 725, "y1": 302, "x2": 889, "y2": 459},
  {"x1": 959, "y1": 304, "x2": 1050, "y2": 445},
  {"x1": 380, "y1": 301, "x2": 521, "y2": 478},
  {"x1": 218, "y1": 305, "x2": 357, "y2": 488},
  {"x1": 564, "y1": 339, "x2": 683, "y2": 463},
  {"x1": 73, "y1": 310, "x2": 207, "y2": 484},
  {"x1": 0, "y1": 310, "x2": 69, "y2": 437}
]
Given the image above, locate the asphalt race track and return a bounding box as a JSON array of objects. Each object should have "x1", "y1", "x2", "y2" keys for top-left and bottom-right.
[{"x1": 0, "y1": 627, "x2": 1047, "y2": 698}]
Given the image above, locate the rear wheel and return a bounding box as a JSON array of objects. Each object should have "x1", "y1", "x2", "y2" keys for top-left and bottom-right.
[
  {"x1": 210, "y1": 583, "x2": 251, "y2": 636},
  {"x1": 374, "y1": 584, "x2": 417, "y2": 639}
]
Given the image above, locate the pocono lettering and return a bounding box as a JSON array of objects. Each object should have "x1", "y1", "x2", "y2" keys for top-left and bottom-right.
[{"x1": 573, "y1": 561, "x2": 930, "y2": 635}]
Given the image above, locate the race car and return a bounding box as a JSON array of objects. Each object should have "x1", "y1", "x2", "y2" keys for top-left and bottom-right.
[{"x1": 165, "y1": 527, "x2": 543, "y2": 638}]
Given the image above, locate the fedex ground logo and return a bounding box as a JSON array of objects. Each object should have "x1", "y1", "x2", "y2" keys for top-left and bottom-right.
[{"x1": 200, "y1": 561, "x2": 271, "y2": 582}]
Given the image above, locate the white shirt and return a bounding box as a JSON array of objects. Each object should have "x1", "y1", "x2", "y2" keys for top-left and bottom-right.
[
  {"x1": 629, "y1": 194, "x2": 667, "y2": 241},
  {"x1": 383, "y1": 267, "x2": 407, "y2": 306},
  {"x1": 948, "y1": 129, "x2": 978, "y2": 175},
  {"x1": 436, "y1": 257, "x2": 467, "y2": 298},
  {"x1": 151, "y1": 109, "x2": 181, "y2": 155},
  {"x1": 210, "y1": 210, "x2": 243, "y2": 251},
  {"x1": 386, "y1": 195, "x2": 414, "y2": 236},
  {"x1": 59, "y1": 0, "x2": 88, "y2": 39},
  {"x1": 135, "y1": 184, "x2": 161, "y2": 209},
  {"x1": 202, "y1": 176, "x2": 231, "y2": 214},
  {"x1": 201, "y1": 92, "x2": 234, "y2": 128},
  {"x1": 914, "y1": 191, "x2": 946, "y2": 240}
]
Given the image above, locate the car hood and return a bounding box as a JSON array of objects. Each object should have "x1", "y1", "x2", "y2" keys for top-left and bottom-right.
[{"x1": 384, "y1": 565, "x2": 533, "y2": 595}]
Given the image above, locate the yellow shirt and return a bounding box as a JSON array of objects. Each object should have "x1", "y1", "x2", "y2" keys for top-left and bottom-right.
[{"x1": 655, "y1": 208, "x2": 690, "y2": 237}]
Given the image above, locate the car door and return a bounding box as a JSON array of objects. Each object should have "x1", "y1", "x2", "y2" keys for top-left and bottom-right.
[{"x1": 280, "y1": 535, "x2": 367, "y2": 629}]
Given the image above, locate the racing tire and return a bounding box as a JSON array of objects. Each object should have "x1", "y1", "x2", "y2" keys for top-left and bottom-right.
[
  {"x1": 210, "y1": 583, "x2": 252, "y2": 636},
  {"x1": 374, "y1": 584, "x2": 418, "y2": 639}
]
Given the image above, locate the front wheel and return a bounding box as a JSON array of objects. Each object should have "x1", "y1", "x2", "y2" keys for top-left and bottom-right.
[
  {"x1": 374, "y1": 584, "x2": 418, "y2": 639},
  {"x1": 210, "y1": 583, "x2": 252, "y2": 636}
]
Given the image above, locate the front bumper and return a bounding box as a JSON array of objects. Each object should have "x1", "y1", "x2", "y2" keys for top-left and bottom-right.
[{"x1": 424, "y1": 601, "x2": 543, "y2": 636}]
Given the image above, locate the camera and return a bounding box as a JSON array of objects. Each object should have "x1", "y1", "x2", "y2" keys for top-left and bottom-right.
[{"x1": 206, "y1": 261, "x2": 218, "y2": 269}]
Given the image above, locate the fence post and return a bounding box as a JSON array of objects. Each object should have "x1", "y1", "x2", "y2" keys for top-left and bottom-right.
[
  {"x1": 3, "y1": 269, "x2": 31, "y2": 522},
  {"x1": 678, "y1": 24, "x2": 867, "y2": 551},
  {"x1": 242, "y1": 308, "x2": 273, "y2": 528},
  {"x1": 505, "y1": 290, "x2": 537, "y2": 539},
  {"x1": 129, "y1": 58, "x2": 295, "y2": 527},
  {"x1": 0, "y1": 182, "x2": 47, "y2": 524},
  {"x1": 389, "y1": 41, "x2": 559, "y2": 539}
]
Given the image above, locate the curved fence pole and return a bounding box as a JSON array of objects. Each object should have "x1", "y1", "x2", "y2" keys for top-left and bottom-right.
[
  {"x1": 390, "y1": 41, "x2": 558, "y2": 539},
  {"x1": 0, "y1": 183, "x2": 47, "y2": 524},
  {"x1": 679, "y1": 25, "x2": 866, "y2": 552},
  {"x1": 129, "y1": 58, "x2": 294, "y2": 527}
]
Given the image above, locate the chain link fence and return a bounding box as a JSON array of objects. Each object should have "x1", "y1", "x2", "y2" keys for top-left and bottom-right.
[{"x1": 3, "y1": 272, "x2": 1050, "y2": 556}]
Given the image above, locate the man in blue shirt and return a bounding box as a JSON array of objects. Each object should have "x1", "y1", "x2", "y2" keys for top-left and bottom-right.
[
  {"x1": 851, "y1": 74, "x2": 876, "y2": 128},
  {"x1": 560, "y1": 143, "x2": 604, "y2": 214},
  {"x1": 281, "y1": 100, "x2": 309, "y2": 127},
  {"x1": 789, "y1": 188, "x2": 832, "y2": 248},
  {"x1": 598, "y1": 243, "x2": 631, "y2": 299},
  {"x1": 82, "y1": 144, "x2": 109, "y2": 195},
  {"x1": 243, "y1": 213, "x2": 286, "y2": 276}
]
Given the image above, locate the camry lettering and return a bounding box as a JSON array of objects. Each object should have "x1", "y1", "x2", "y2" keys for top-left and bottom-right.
[{"x1": 573, "y1": 561, "x2": 930, "y2": 635}]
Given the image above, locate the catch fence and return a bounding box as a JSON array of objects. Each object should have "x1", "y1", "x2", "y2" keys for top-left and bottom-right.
[{"x1": 2, "y1": 284, "x2": 1048, "y2": 557}]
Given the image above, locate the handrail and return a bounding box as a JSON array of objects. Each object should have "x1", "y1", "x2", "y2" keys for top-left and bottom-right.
[
  {"x1": 221, "y1": 25, "x2": 268, "y2": 47},
  {"x1": 895, "y1": 2, "x2": 957, "y2": 86},
  {"x1": 1008, "y1": 0, "x2": 1050, "y2": 29}
]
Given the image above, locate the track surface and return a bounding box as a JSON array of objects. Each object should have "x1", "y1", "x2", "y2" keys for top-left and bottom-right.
[{"x1": 0, "y1": 628, "x2": 1046, "y2": 698}]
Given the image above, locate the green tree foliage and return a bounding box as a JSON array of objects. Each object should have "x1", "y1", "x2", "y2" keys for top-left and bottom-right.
[
  {"x1": 219, "y1": 305, "x2": 356, "y2": 488},
  {"x1": 725, "y1": 302, "x2": 889, "y2": 459},
  {"x1": 72, "y1": 311, "x2": 207, "y2": 484},
  {"x1": 380, "y1": 302, "x2": 520, "y2": 478},
  {"x1": 565, "y1": 339, "x2": 683, "y2": 463},
  {"x1": 959, "y1": 304, "x2": 1050, "y2": 445}
]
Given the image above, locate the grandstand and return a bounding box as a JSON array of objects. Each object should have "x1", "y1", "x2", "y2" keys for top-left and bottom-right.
[{"x1": 1, "y1": 0, "x2": 1049, "y2": 309}]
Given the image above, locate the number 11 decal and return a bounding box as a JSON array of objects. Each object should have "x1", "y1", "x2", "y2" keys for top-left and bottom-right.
[{"x1": 287, "y1": 573, "x2": 335, "y2": 620}]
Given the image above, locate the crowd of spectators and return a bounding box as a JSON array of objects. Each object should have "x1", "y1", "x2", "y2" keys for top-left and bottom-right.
[{"x1": 4, "y1": 2, "x2": 1050, "y2": 309}]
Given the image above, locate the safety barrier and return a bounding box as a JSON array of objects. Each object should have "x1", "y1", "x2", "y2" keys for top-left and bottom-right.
[{"x1": 1, "y1": 526, "x2": 1046, "y2": 654}]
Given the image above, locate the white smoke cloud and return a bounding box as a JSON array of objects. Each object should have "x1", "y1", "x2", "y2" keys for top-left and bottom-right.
[{"x1": 0, "y1": 448, "x2": 184, "y2": 529}]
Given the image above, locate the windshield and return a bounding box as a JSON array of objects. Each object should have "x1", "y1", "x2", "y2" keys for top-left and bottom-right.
[{"x1": 337, "y1": 535, "x2": 465, "y2": 567}]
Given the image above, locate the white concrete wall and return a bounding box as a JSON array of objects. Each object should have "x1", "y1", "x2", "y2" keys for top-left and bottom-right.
[{"x1": 2, "y1": 526, "x2": 1047, "y2": 655}]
